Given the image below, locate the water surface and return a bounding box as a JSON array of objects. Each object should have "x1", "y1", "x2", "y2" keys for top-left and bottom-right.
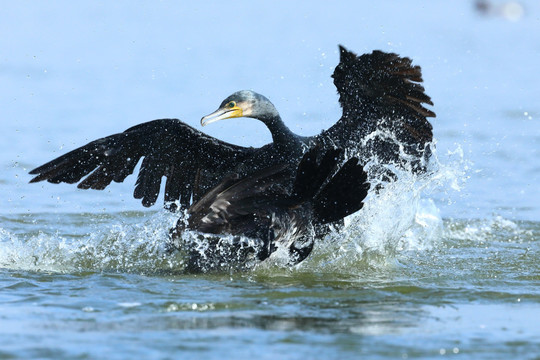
[{"x1": 1, "y1": 1, "x2": 540, "y2": 359}]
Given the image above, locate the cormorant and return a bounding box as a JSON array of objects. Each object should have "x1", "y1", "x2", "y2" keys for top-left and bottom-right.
[
  {"x1": 173, "y1": 146, "x2": 370, "y2": 272},
  {"x1": 29, "y1": 45, "x2": 435, "y2": 210}
]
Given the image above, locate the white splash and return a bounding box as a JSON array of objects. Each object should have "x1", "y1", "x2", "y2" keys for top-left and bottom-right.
[
  {"x1": 287, "y1": 141, "x2": 468, "y2": 274},
  {"x1": 0, "y1": 211, "x2": 183, "y2": 274}
]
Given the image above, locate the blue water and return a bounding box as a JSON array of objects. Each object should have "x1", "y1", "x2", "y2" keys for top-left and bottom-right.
[{"x1": 1, "y1": 1, "x2": 540, "y2": 359}]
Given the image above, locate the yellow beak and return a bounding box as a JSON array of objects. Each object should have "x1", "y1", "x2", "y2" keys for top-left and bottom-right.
[{"x1": 201, "y1": 106, "x2": 243, "y2": 127}]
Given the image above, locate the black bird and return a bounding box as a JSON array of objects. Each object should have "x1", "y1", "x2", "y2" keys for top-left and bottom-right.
[
  {"x1": 173, "y1": 147, "x2": 370, "y2": 272},
  {"x1": 29, "y1": 46, "x2": 435, "y2": 210}
]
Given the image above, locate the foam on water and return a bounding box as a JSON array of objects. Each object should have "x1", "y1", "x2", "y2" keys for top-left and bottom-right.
[
  {"x1": 277, "y1": 140, "x2": 469, "y2": 273},
  {"x1": 0, "y1": 211, "x2": 183, "y2": 274}
]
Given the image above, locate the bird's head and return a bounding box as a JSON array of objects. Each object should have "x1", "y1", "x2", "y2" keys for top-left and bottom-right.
[{"x1": 201, "y1": 90, "x2": 279, "y2": 126}]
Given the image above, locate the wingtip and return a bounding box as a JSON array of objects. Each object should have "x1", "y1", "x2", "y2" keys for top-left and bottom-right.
[
  {"x1": 338, "y1": 44, "x2": 354, "y2": 60},
  {"x1": 28, "y1": 173, "x2": 47, "y2": 183}
]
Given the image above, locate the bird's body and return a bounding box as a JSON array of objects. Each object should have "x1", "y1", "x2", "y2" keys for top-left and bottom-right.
[{"x1": 174, "y1": 147, "x2": 369, "y2": 272}]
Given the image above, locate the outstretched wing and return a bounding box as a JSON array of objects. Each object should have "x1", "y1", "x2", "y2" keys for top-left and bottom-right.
[
  {"x1": 321, "y1": 46, "x2": 435, "y2": 170},
  {"x1": 29, "y1": 119, "x2": 256, "y2": 208}
]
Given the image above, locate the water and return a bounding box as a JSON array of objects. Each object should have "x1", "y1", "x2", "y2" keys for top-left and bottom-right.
[{"x1": 1, "y1": 1, "x2": 540, "y2": 359}]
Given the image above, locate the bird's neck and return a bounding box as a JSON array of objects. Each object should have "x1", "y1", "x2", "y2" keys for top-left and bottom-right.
[{"x1": 263, "y1": 114, "x2": 300, "y2": 147}]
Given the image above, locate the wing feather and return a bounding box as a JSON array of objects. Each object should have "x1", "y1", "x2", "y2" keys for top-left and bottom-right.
[
  {"x1": 321, "y1": 46, "x2": 436, "y2": 171},
  {"x1": 29, "y1": 119, "x2": 255, "y2": 208}
]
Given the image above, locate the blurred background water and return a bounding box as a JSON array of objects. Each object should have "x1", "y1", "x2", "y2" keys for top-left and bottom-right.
[{"x1": 1, "y1": 1, "x2": 539, "y2": 359}]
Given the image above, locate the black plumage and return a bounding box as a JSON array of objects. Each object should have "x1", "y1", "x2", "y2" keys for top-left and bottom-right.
[
  {"x1": 29, "y1": 46, "x2": 435, "y2": 210},
  {"x1": 173, "y1": 147, "x2": 370, "y2": 272},
  {"x1": 323, "y1": 47, "x2": 435, "y2": 172}
]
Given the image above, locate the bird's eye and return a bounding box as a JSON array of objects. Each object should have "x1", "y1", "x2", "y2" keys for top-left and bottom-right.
[{"x1": 227, "y1": 101, "x2": 236, "y2": 108}]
